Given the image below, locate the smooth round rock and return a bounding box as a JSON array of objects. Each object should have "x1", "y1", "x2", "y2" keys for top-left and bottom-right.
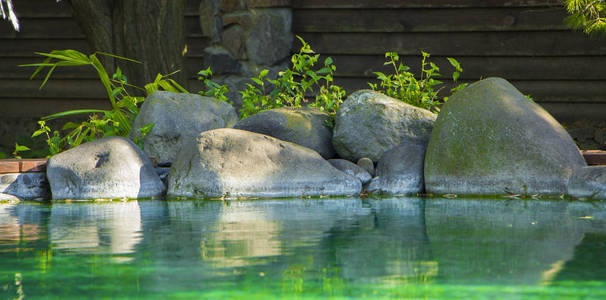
[
  {"x1": 328, "y1": 159, "x2": 372, "y2": 185},
  {"x1": 332, "y1": 90, "x2": 436, "y2": 162},
  {"x1": 424, "y1": 77, "x2": 586, "y2": 195},
  {"x1": 130, "y1": 91, "x2": 238, "y2": 165},
  {"x1": 367, "y1": 141, "x2": 427, "y2": 195},
  {"x1": 568, "y1": 166, "x2": 606, "y2": 199},
  {"x1": 357, "y1": 157, "x2": 375, "y2": 176},
  {"x1": 47, "y1": 137, "x2": 165, "y2": 200},
  {"x1": 168, "y1": 128, "x2": 361, "y2": 199}
]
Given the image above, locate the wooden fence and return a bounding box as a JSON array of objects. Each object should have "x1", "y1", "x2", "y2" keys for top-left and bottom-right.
[
  {"x1": 293, "y1": 0, "x2": 606, "y2": 121},
  {"x1": 0, "y1": 0, "x2": 604, "y2": 143}
]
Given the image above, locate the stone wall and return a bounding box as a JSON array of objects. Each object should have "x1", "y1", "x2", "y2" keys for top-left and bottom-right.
[{"x1": 199, "y1": 0, "x2": 293, "y2": 108}]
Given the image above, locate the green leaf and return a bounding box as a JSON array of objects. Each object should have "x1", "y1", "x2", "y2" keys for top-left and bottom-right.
[
  {"x1": 251, "y1": 77, "x2": 263, "y2": 85},
  {"x1": 259, "y1": 69, "x2": 269, "y2": 78},
  {"x1": 42, "y1": 109, "x2": 108, "y2": 120},
  {"x1": 14, "y1": 143, "x2": 30, "y2": 153}
]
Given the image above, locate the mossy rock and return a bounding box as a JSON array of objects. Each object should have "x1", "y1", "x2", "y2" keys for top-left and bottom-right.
[
  {"x1": 424, "y1": 77, "x2": 586, "y2": 195},
  {"x1": 332, "y1": 90, "x2": 436, "y2": 162},
  {"x1": 234, "y1": 107, "x2": 335, "y2": 159}
]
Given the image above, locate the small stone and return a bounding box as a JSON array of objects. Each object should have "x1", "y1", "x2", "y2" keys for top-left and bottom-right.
[
  {"x1": 356, "y1": 157, "x2": 374, "y2": 176},
  {"x1": 200, "y1": 0, "x2": 222, "y2": 42},
  {"x1": 234, "y1": 107, "x2": 336, "y2": 159},
  {"x1": 246, "y1": 9, "x2": 293, "y2": 66},
  {"x1": 203, "y1": 46, "x2": 241, "y2": 74},
  {"x1": 0, "y1": 172, "x2": 49, "y2": 201},
  {"x1": 221, "y1": 0, "x2": 246, "y2": 12},
  {"x1": 328, "y1": 159, "x2": 372, "y2": 185},
  {"x1": 367, "y1": 141, "x2": 427, "y2": 195},
  {"x1": 222, "y1": 11, "x2": 253, "y2": 29},
  {"x1": 568, "y1": 166, "x2": 606, "y2": 199},
  {"x1": 221, "y1": 25, "x2": 247, "y2": 60}
]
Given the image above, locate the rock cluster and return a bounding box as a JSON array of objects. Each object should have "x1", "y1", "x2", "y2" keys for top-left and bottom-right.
[{"x1": 11, "y1": 77, "x2": 606, "y2": 201}]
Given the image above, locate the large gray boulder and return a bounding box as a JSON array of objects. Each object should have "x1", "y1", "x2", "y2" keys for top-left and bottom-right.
[
  {"x1": 424, "y1": 77, "x2": 586, "y2": 195},
  {"x1": 234, "y1": 107, "x2": 336, "y2": 159},
  {"x1": 47, "y1": 137, "x2": 165, "y2": 200},
  {"x1": 168, "y1": 128, "x2": 361, "y2": 199},
  {"x1": 568, "y1": 166, "x2": 606, "y2": 199},
  {"x1": 332, "y1": 90, "x2": 436, "y2": 162},
  {"x1": 0, "y1": 172, "x2": 49, "y2": 201},
  {"x1": 130, "y1": 91, "x2": 238, "y2": 165},
  {"x1": 367, "y1": 141, "x2": 427, "y2": 195}
]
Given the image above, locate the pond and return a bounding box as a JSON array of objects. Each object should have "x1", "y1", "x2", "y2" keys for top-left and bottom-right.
[{"x1": 1, "y1": 197, "x2": 606, "y2": 299}]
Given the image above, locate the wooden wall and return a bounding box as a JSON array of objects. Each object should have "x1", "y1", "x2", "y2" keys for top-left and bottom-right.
[
  {"x1": 292, "y1": 0, "x2": 606, "y2": 121},
  {"x1": 0, "y1": 0, "x2": 208, "y2": 120},
  {"x1": 0, "y1": 0, "x2": 605, "y2": 126}
]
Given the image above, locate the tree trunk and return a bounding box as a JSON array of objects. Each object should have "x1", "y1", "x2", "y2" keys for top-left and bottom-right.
[{"x1": 68, "y1": 0, "x2": 187, "y2": 90}]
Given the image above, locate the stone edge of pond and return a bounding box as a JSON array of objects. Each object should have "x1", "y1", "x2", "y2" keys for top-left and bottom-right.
[{"x1": 2, "y1": 151, "x2": 606, "y2": 203}]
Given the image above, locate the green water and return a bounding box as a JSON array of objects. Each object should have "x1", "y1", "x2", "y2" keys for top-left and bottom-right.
[{"x1": 1, "y1": 197, "x2": 606, "y2": 299}]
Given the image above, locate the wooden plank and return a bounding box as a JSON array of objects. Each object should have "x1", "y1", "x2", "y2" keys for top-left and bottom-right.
[
  {"x1": 540, "y1": 102, "x2": 606, "y2": 122},
  {"x1": 0, "y1": 79, "x2": 107, "y2": 99},
  {"x1": 0, "y1": 98, "x2": 110, "y2": 118},
  {"x1": 0, "y1": 159, "x2": 47, "y2": 174},
  {"x1": 8, "y1": 0, "x2": 73, "y2": 18},
  {"x1": 582, "y1": 151, "x2": 606, "y2": 165},
  {"x1": 325, "y1": 55, "x2": 606, "y2": 81},
  {"x1": 0, "y1": 160, "x2": 20, "y2": 174},
  {"x1": 0, "y1": 39, "x2": 92, "y2": 57},
  {"x1": 294, "y1": 8, "x2": 568, "y2": 33},
  {"x1": 293, "y1": 0, "x2": 562, "y2": 9},
  {"x1": 0, "y1": 17, "x2": 85, "y2": 39},
  {"x1": 20, "y1": 159, "x2": 47, "y2": 173},
  {"x1": 2, "y1": 56, "x2": 204, "y2": 80},
  {"x1": 0, "y1": 57, "x2": 98, "y2": 79},
  {"x1": 296, "y1": 31, "x2": 606, "y2": 56},
  {"x1": 331, "y1": 77, "x2": 606, "y2": 102}
]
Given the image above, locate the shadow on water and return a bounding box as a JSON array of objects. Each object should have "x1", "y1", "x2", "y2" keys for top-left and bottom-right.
[{"x1": 2, "y1": 197, "x2": 606, "y2": 298}]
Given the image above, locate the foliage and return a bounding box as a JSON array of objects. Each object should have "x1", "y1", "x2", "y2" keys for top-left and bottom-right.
[
  {"x1": 564, "y1": 0, "x2": 606, "y2": 35},
  {"x1": 22, "y1": 49, "x2": 187, "y2": 156},
  {"x1": 12, "y1": 143, "x2": 30, "y2": 159},
  {"x1": 197, "y1": 67, "x2": 230, "y2": 103},
  {"x1": 369, "y1": 52, "x2": 467, "y2": 112},
  {"x1": 238, "y1": 36, "x2": 345, "y2": 124}
]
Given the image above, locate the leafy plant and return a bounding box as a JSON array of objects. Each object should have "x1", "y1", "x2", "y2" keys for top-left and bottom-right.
[
  {"x1": 369, "y1": 52, "x2": 467, "y2": 112},
  {"x1": 239, "y1": 36, "x2": 345, "y2": 124},
  {"x1": 12, "y1": 143, "x2": 30, "y2": 159},
  {"x1": 564, "y1": 0, "x2": 606, "y2": 35},
  {"x1": 22, "y1": 49, "x2": 187, "y2": 154},
  {"x1": 197, "y1": 67, "x2": 230, "y2": 103}
]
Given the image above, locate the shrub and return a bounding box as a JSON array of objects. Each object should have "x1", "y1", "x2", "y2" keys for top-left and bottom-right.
[
  {"x1": 23, "y1": 50, "x2": 186, "y2": 156},
  {"x1": 564, "y1": 0, "x2": 606, "y2": 35},
  {"x1": 239, "y1": 37, "x2": 345, "y2": 124},
  {"x1": 369, "y1": 52, "x2": 467, "y2": 112}
]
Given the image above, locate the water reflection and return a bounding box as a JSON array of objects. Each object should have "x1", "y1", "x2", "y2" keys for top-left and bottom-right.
[
  {"x1": 49, "y1": 202, "x2": 142, "y2": 260},
  {"x1": 1, "y1": 197, "x2": 606, "y2": 298}
]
